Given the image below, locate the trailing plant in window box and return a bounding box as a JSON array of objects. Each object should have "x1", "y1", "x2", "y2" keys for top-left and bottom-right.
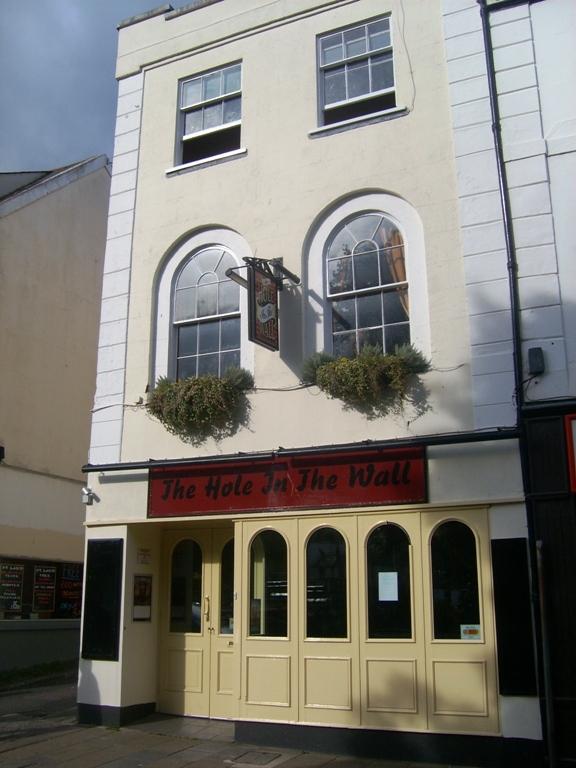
[
  {"x1": 302, "y1": 344, "x2": 430, "y2": 416},
  {"x1": 147, "y1": 367, "x2": 254, "y2": 443}
]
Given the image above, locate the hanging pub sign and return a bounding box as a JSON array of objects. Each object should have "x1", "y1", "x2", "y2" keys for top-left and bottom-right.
[
  {"x1": 248, "y1": 265, "x2": 279, "y2": 351},
  {"x1": 148, "y1": 446, "x2": 427, "y2": 518}
]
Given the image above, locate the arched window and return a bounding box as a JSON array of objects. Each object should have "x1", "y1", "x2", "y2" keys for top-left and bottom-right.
[
  {"x1": 154, "y1": 229, "x2": 254, "y2": 382},
  {"x1": 170, "y1": 539, "x2": 202, "y2": 633},
  {"x1": 306, "y1": 527, "x2": 347, "y2": 638},
  {"x1": 367, "y1": 523, "x2": 411, "y2": 639},
  {"x1": 249, "y1": 530, "x2": 287, "y2": 637},
  {"x1": 304, "y1": 193, "x2": 429, "y2": 360},
  {"x1": 431, "y1": 521, "x2": 481, "y2": 640},
  {"x1": 326, "y1": 213, "x2": 408, "y2": 356},
  {"x1": 173, "y1": 246, "x2": 241, "y2": 378}
]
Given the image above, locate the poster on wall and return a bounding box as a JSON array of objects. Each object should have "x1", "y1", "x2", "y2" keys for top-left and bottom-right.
[
  {"x1": 0, "y1": 563, "x2": 25, "y2": 612},
  {"x1": 58, "y1": 563, "x2": 83, "y2": 617},
  {"x1": 133, "y1": 574, "x2": 152, "y2": 621},
  {"x1": 33, "y1": 566, "x2": 57, "y2": 612}
]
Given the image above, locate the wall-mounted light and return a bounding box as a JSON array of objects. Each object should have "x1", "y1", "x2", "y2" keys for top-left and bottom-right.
[{"x1": 81, "y1": 486, "x2": 95, "y2": 505}]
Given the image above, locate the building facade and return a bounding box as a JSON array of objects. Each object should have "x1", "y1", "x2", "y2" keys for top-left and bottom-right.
[
  {"x1": 78, "y1": 1, "x2": 574, "y2": 765},
  {"x1": 0, "y1": 156, "x2": 110, "y2": 670}
]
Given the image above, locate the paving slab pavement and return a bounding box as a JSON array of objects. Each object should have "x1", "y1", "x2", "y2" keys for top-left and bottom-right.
[{"x1": 0, "y1": 680, "x2": 478, "y2": 768}]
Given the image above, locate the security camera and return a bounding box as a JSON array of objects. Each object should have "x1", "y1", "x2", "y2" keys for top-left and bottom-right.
[{"x1": 81, "y1": 487, "x2": 93, "y2": 505}]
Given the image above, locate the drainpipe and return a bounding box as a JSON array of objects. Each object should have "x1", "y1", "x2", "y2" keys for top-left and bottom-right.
[{"x1": 476, "y1": 2, "x2": 556, "y2": 765}]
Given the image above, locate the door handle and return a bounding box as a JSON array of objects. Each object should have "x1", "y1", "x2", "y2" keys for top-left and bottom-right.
[{"x1": 203, "y1": 596, "x2": 210, "y2": 622}]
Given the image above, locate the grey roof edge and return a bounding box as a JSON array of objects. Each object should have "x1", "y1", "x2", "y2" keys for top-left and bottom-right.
[
  {"x1": 117, "y1": 4, "x2": 173, "y2": 30},
  {"x1": 0, "y1": 155, "x2": 109, "y2": 219},
  {"x1": 165, "y1": 0, "x2": 225, "y2": 21}
]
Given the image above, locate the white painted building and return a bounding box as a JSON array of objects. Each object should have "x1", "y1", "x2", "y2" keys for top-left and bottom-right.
[{"x1": 78, "y1": 1, "x2": 575, "y2": 765}]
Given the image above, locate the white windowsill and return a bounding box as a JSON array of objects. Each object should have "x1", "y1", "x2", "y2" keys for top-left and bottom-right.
[
  {"x1": 308, "y1": 105, "x2": 408, "y2": 137},
  {"x1": 166, "y1": 147, "x2": 247, "y2": 175}
]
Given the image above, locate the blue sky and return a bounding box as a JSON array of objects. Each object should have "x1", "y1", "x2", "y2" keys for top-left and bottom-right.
[{"x1": 0, "y1": 1, "x2": 187, "y2": 172}]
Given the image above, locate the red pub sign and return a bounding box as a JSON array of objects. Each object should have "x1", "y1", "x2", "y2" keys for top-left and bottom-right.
[{"x1": 148, "y1": 447, "x2": 427, "y2": 518}]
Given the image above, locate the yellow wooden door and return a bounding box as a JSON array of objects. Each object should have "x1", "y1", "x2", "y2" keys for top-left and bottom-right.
[
  {"x1": 357, "y1": 512, "x2": 428, "y2": 731},
  {"x1": 159, "y1": 527, "x2": 237, "y2": 718},
  {"x1": 298, "y1": 516, "x2": 360, "y2": 727},
  {"x1": 239, "y1": 519, "x2": 299, "y2": 722},
  {"x1": 421, "y1": 509, "x2": 499, "y2": 734}
]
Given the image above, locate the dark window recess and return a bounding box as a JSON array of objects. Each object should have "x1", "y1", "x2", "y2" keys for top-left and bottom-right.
[
  {"x1": 81, "y1": 539, "x2": 123, "y2": 661},
  {"x1": 491, "y1": 538, "x2": 537, "y2": 696},
  {"x1": 182, "y1": 125, "x2": 241, "y2": 165},
  {"x1": 220, "y1": 539, "x2": 234, "y2": 635},
  {"x1": 306, "y1": 527, "x2": 347, "y2": 639},
  {"x1": 324, "y1": 91, "x2": 396, "y2": 126},
  {"x1": 249, "y1": 531, "x2": 287, "y2": 637},
  {"x1": 431, "y1": 521, "x2": 480, "y2": 640},
  {"x1": 525, "y1": 416, "x2": 569, "y2": 495},
  {"x1": 367, "y1": 524, "x2": 412, "y2": 639},
  {"x1": 170, "y1": 539, "x2": 202, "y2": 633}
]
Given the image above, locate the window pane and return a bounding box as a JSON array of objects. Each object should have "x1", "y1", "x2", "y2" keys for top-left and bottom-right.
[
  {"x1": 203, "y1": 102, "x2": 223, "y2": 130},
  {"x1": 344, "y1": 26, "x2": 367, "y2": 58},
  {"x1": 332, "y1": 297, "x2": 356, "y2": 332},
  {"x1": 177, "y1": 355, "x2": 197, "y2": 380},
  {"x1": 379, "y1": 245, "x2": 405, "y2": 285},
  {"x1": 181, "y1": 78, "x2": 202, "y2": 108},
  {"x1": 219, "y1": 280, "x2": 240, "y2": 313},
  {"x1": 432, "y1": 522, "x2": 481, "y2": 640},
  {"x1": 197, "y1": 249, "x2": 221, "y2": 274},
  {"x1": 354, "y1": 251, "x2": 379, "y2": 289},
  {"x1": 170, "y1": 540, "x2": 202, "y2": 633},
  {"x1": 368, "y1": 19, "x2": 390, "y2": 51},
  {"x1": 347, "y1": 60, "x2": 370, "y2": 99},
  {"x1": 371, "y1": 53, "x2": 394, "y2": 92},
  {"x1": 328, "y1": 228, "x2": 354, "y2": 259},
  {"x1": 333, "y1": 332, "x2": 356, "y2": 358},
  {"x1": 184, "y1": 108, "x2": 203, "y2": 136},
  {"x1": 320, "y1": 33, "x2": 343, "y2": 66},
  {"x1": 198, "y1": 353, "x2": 219, "y2": 377},
  {"x1": 178, "y1": 324, "x2": 198, "y2": 357},
  {"x1": 357, "y1": 293, "x2": 382, "y2": 328},
  {"x1": 198, "y1": 321, "x2": 219, "y2": 354},
  {"x1": 328, "y1": 257, "x2": 353, "y2": 293},
  {"x1": 197, "y1": 282, "x2": 218, "y2": 317},
  {"x1": 174, "y1": 286, "x2": 196, "y2": 321},
  {"x1": 384, "y1": 323, "x2": 410, "y2": 352},
  {"x1": 358, "y1": 327, "x2": 383, "y2": 351},
  {"x1": 220, "y1": 540, "x2": 234, "y2": 635},
  {"x1": 223, "y1": 96, "x2": 242, "y2": 124},
  {"x1": 306, "y1": 528, "x2": 347, "y2": 638},
  {"x1": 223, "y1": 64, "x2": 241, "y2": 94},
  {"x1": 177, "y1": 257, "x2": 203, "y2": 289},
  {"x1": 324, "y1": 67, "x2": 346, "y2": 105},
  {"x1": 367, "y1": 524, "x2": 412, "y2": 639},
  {"x1": 383, "y1": 288, "x2": 409, "y2": 324},
  {"x1": 203, "y1": 70, "x2": 222, "y2": 100},
  {"x1": 221, "y1": 317, "x2": 240, "y2": 350},
  {"x1": 221, "y1": 350, "x2": 240, "y2": 373},
  {"x1": 347, "y1": 214, "x2": 380, "y2": 242},
  {"x1": 250, "y1": 531, "x2": 287, "y2": 637}
]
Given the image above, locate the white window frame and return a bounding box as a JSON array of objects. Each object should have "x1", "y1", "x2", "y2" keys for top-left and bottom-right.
[
  {"x1": 178, "y1": 62, "x2": 242, "y2": 165},
  {"x1": 317, "y1": 15, "x2": 395, "y2": 126},
  {"x1": 304, "y1": 193, "x2": 430, "y2": 359},
  {"x1": 154, "y1": 229, "x2": 254, "y2": 383}
]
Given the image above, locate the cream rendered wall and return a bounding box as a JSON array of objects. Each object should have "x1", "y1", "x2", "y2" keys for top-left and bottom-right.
[
  {"x1": 108, "y1": 0, "x2": 474, "y2": 465},
  {"x1": 0, "y1": 167, "x2": 109, "y2": 480}
]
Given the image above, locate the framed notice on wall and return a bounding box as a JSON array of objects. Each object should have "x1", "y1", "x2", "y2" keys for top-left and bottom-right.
[
  {"x1": 133, "y1": 574, "x2": 152, "y2": 621},
  {"x1": 0, "y1": 563, "x2": 25, "y2": 613},
  {"x1": 33, "y1": 566, "x2": 57, "y2": 612}
]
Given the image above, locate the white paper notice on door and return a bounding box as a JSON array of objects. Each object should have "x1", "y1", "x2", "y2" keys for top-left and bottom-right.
[{"x1": 378, "y1": 571, "x2": 398, "y2": 601}]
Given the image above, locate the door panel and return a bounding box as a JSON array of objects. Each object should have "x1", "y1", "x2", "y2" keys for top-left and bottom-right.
[
  {"x1": 299, "y1": 516, "x2": 359, "y2": 726},
  {"x1": 358, "y1": 513, "x2": 427, "y2": 730},
  {"x1": 421, "y1": 509, "x2": 499, "y2": 734},
  {"x1": 239, "y1": 519, "x2": 298, "y2": 722},
  {"x1": 159, "y1": 527, "x2": 237, "y2": 718}
]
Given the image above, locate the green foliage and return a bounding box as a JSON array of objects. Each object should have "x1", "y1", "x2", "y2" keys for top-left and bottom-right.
[
  {"x1": 303, "y1": 344, "x2": 430, "y2": 416},
  {"x1": 147, "y1": 367, "x2": 254, "y2": 443}
]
